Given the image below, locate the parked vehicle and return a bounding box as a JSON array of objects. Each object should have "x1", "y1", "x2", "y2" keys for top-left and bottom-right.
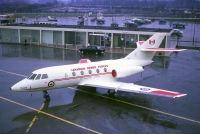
[
  {"x1": 0, "y1": 14, "x2": 16, "y2": 24},
  {"x1": 77, "y1": 16, "x2": 84, "y2": 26},
  {"x1": 96, "y1": 12, "x2": 105, "y2": 24},
  {"x1": 124, "y1": 20, "x2": 138, "y2": 28},
  {"x1": 111, "y1": 22, "x2": 119, "y2": 29},
  {"x1": 171, "y1": 29, "x2": 183, "y2": 37},
  {"x1": 79, "y1": 45, "x2": 105, "y2": 55},
  {"x1": 172, "y1": 23, "x2": 185, "y2": 29},
  {"x1": 124, "y1": 18, "x2": 152, "y2": 28},
  {"x1": 47, "y1": 16, "x2": 57, "y2": 22},
  {"x1": 159, "y1": 19, "x2": 167, "y2": 24}
]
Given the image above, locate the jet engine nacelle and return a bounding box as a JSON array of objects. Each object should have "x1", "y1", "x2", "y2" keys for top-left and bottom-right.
[{"x1": 111, "y1": 66, "x2": 144, "y2": 78}]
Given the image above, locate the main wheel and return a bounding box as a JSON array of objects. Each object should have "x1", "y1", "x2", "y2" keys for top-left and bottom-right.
[{"x1": 107, "y1": 89, "x2": 116, "y2": 96}]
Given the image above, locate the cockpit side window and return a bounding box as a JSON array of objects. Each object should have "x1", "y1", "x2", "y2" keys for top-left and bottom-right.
[
  {"x1": 35, "y1": 74, "x2": 41, "y2": 80},
  {"x1": 41, "y1": 74, "x2": 48, "y2": 79},
  {"x1": 29, "y1": 74, "x2": 37, "y2": 80}
]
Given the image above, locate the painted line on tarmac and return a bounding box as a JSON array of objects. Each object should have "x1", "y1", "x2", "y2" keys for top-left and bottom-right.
[
  {"x1": 25, "y1": 103, "x2": 45, "y2": 133},
  {"x1": 0, "y1": 96, "x2": 102, "y2": 134},
  {"x1": 0, "y1": 69, "x2": 27, "y2": 78},
  {"x1": 0, "y1": 68, "x2": 39, "y2": 133},
  {"x1": 2, "y1": 69, "x2": 200, "y2": 125}
]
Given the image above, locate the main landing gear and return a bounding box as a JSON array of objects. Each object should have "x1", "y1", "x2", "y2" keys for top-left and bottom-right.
[
  {"x1": 107, "y1": 89, "x2": 117, "y2": 96},
  {"x1": 43, "y1": 90, "x2": 50, "y2": 103}
]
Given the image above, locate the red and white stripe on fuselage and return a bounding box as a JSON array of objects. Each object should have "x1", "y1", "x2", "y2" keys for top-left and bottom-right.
[
  {"x1": 53, "y1": 64, "x2": 116, "y2": 85},
  {"x1": 141, "y1": 48, "x2": 186, "y2": 52},
  {"x1": 136, "y1": 40, "x2": 186, "y2": 52}
]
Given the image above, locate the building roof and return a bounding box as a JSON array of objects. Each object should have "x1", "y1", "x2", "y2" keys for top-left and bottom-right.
[{"x1": 2, "y1": 24, "x2": 172, "y2": 35}]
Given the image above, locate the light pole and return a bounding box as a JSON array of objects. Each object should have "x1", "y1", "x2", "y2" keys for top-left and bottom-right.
[{"x1": 192, "y1": 19, "x2": 196, "y2": 46}]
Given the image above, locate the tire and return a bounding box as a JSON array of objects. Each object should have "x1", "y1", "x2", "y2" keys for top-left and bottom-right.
[{"x1": 48, "y1": 81, "x2": 55, "y2": 87}]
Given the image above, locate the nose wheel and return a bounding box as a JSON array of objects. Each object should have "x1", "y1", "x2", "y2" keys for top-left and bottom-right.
[{"x1": 43, "y1": 90, "x2": 50, "y2": 103}]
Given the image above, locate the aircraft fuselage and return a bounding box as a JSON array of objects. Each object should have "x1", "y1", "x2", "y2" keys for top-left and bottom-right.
[{"x1": 11, "y1": 59, "x2": 144, "y2": 92}]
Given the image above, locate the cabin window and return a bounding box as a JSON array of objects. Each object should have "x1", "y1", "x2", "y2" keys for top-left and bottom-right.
[
  {"x1": 96, "y1": 69, "x2": 100, "y2": 73},
  {"x1": 35, "y1": 74, "x2": 41, "y2": 80},
  {"x1": 80, "y1": 71, "x2": 84, "y2": 75},
  {"x1": 88, "y1": 70, "x2": 92, "y2": 74},
  {"x1": 41, "y1": 74, "x2": 48, "y2": 79},
  {"x1": 29, "y1": 74, "x2": 37, "y2": 80},
  {"x1": 104, "y1": 68, "x2": 107, "y2": 72},
  {"x1": 72, "y1": 72, "x2": 76, "y2": 76}
]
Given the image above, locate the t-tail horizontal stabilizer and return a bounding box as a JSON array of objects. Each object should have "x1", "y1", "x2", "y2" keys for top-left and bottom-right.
[{"x1": 141, "y1": 48, "x2": 186, "y2": 52}]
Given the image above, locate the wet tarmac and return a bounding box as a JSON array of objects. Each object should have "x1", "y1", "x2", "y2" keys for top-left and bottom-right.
[{"x1": 0, "y1": 44, "x2": 200, "y2": 134}]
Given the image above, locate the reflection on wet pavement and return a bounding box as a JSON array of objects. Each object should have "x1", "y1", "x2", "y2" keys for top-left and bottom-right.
[{"x1": 0, "y1": 44, "x2": 200, "y2": 134}]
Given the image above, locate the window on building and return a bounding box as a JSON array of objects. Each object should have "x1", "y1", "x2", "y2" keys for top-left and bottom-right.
[
  {"x1": 125, "y1": 34, "x2": 138, "y2": 48},
  {"x1": 139, "y1": 35, "x2": 151, "y2": 41}
]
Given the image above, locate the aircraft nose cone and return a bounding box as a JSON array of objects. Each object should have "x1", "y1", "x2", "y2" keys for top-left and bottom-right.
[
  {"x1": 10, "y1": 79, "x2": 29, "y2": 91},
  {"x1": 10, "y1": 83, "x2": 20, "y2": 91}
]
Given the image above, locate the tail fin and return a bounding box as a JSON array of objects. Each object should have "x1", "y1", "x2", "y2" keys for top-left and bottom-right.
[{"x1": 125, "y1": 33, "x2": 166, "y2": 60}]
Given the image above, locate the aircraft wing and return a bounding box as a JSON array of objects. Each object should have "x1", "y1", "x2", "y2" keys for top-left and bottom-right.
[{"x1": 79, "y1": 80, "x2": 186, "y2": 98}]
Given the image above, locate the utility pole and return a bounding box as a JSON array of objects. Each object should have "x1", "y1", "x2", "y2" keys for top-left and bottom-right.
[{"x1": 192, "y1": 19, "x2": 196, "y2": 46}]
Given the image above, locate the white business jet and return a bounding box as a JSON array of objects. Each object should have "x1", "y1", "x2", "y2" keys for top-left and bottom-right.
[{"x1": 11, "y1": 33, "x2": 187, "y2": 100}]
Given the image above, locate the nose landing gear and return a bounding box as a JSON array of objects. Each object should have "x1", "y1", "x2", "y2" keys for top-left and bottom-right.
[{"x1": 43, "y1": 90, "x2": 50, "y2": 103}]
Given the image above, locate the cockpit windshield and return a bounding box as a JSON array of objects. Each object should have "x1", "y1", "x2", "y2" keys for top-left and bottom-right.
[
  {"x1": 27, "y1": 73, "x2": 48, "y2": 80},
  {"x1": 35, "y1": 74, "x2": 41, "y2": 80},
  {"x1": 29, "y1": 74, "x2": 37, "y2": 80},
  {"x1": 27, "y1": 73, "x2": 33, "y2": 79}
]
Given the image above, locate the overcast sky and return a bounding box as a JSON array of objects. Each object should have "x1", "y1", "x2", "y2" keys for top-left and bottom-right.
[
  {"x1": 29, "y1": 0, "x2": 70, "y2": 3},
  {"x1": 0, "y1": 0, "x2": 70, "y2": 4},
  {"x1": 1, "y1": 0, "x2": 199, "y2": 4}
]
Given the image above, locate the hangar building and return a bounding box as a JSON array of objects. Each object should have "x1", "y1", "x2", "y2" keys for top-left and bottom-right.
[{"x1": 0, "y1": 24, "x2": 173, "y2": 51}]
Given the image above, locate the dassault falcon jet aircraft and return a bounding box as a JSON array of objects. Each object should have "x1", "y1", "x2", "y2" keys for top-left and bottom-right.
[{"x1": 11, "y1": 33, "x2": 187, "y2": 100}]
